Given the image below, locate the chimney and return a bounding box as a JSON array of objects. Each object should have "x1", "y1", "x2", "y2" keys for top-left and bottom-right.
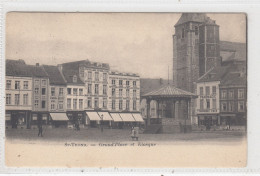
[
  {"x1": 36, "y1": 63, "x2": 39, "y2": 67},
  {"x1": 57, "y1": 64, "x2": 63, "y2": 72}
]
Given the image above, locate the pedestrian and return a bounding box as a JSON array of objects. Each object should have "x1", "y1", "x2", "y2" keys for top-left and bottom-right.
[{"x1": 37, "y1": 114, "x2": 43, "y2": 137}]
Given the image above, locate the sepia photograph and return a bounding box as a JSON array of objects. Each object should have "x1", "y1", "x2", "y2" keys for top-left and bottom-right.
[{"x1": 4, "y1": 12, "x2": 247, "y2": 168}]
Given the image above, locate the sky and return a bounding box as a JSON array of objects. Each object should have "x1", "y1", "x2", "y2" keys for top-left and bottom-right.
[{"x1": 6, "y1": 13, "x2": 246, "y2": 79}]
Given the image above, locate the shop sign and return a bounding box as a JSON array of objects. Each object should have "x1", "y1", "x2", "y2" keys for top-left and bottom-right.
[
  {"x1": 197, "y1": 109, "x2": 218, "y2": 113},
  {"x1": 200, "y1": 94, "x2": 216, "y2": 99}
]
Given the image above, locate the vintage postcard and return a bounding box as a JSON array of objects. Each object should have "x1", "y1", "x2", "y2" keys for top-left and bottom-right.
[{"x1": 3, "y1": 12, "x2": 247, "y2": 169}]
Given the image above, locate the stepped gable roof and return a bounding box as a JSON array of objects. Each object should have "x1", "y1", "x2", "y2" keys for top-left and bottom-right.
[
  {"x1": 142, "y1": 84, "x2": 197, "y2": 98},
  {"x1": 175, "y1": 13, "x2": 216, "y2": 27},
  {"x1": 6, "y1": 59, "x2": 31, "y2": 77},
  {"x1": 43, "y1": 65, "x2": 67, "y2": 85},
  {"x1": 221, "y1": 72, "x2": 247, "y2": 86},
  {"x1": 197, "y1": 66, "x2": 230, "y2": 83},
  {"x1": 140, "y1": 78, "x2": 168, "y2": 97},
  {"x1": 220, "y1": 41, "x2": 246, "y2": 61}
]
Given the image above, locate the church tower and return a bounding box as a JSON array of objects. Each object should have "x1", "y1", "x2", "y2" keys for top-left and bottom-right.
[{"x1": 173, "y1": 13, "x2": 220, "y2": 93}]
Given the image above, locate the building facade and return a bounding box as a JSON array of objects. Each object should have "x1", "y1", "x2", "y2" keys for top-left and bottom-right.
[
  {"x1": 5, "y1": 60, "x2": 33, "y2": 129},
  {"x1": 108, "y1": 71, "x2": 140, "y2": 112}
]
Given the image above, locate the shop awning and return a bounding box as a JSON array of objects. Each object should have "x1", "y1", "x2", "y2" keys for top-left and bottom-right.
[
  {"x1": 5, "y1": 113, "x2": 11, "y2": 121},
  {"x1": 119, "y1": 113, "x2": 136, "y2": 122},
  {"x1": 86, "y1": 112, "x2": 101, "y2": 121},
  {"x1": 50, "y1": 113, "x2": 69, "y2": 121},
  {"x1": 110, "y1": 113, "x2": 123, "y2": 122},
  {"x1": 132, "y1": 113, "x2": 144, "y2": 122},
  {"x1": 98, "y1": 112, "x2": 113, "y2": 121}
]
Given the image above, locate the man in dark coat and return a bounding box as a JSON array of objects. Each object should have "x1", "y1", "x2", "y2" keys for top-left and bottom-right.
[{"x1": 38, "y1": 114, "x2": 43, "y2": 137}]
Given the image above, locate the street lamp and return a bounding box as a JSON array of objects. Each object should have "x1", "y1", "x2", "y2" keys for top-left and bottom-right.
[{"x1": 100, "y1": 114, "x2": 103, "y2": 133}]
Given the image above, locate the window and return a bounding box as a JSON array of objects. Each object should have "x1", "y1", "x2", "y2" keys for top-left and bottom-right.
[
  {"x1": 238, "y1": 101, "x2": 245, "y2": 111},
  {"x1": 6, "y1": 94, "x2": 11, "y2": 105},
  {"x1": 34, "y1": 100, "x2": 39, "y2": 108},
  {"x1": 126, "y1": 81, "x2": 129, "y2": 86},
  {"x1": 94, "y1": 99, "x2": 99, "y2": 108},
  {"x1": 88, "y1": 84, "x2": 92, "y2": 94},
  {"x1": 67, "y1": 88, "x2": 71, "y2": 95},
  {"x1": 112, "y1": 100, "x2": 116, "y2": 110},
  {"x1": 42, "y1": 88, "x2": 46, "y2": 95},
  {"x1": 23, "y1": 94, "x2": 28, "y2": 105},
  {"x1": 126, "y1": 89, "x2": 130, "y2": 97},
  {"x1": 67, "y1": 98, "x2": 71, "y2": 109},
  {"x1": 73, "y1": 75, "x2": 77, "y2": 83},
  {"x1": 133, "y1": 81, "x2": 136, "y2": 87},
  {"x1": 229, "y1": 102, "x2": 234, "y2": 112},
  {"x1": 112, "y1": 79, "x2": 116, "y2": 85},
  {"x1": 88, "y1": 71, "x2": 92, "y2": 80},
  {"x1": 206, "y1": 99, "x2": 210, "y2": 109},
  {"x1": 79, "y1": 68, "x2": 84, "y2": 78},
  {"x1": 119, "y1": 80, "x2": 123, "y2": 86},
  {"x1": 51, "y1": 103, "x2": 55, "y2": 110},
  {"x1": 181, "y1": 28, "x2": 185, "y2": 38},
  {"x1": 112, "y1": 88, "x2": 116, "y2": 96},
  {"x1": 103, "y1": 73, "x2": 107, "y2": 81},
  {"x1": 212, "y1": 99, "x2": 216, "y2": 109},
  {"x1": 119, "y1": 89, "x2": 123, "y2": 97},
  {"x1": 212, "y1": 86, "x2": 216, "y2": 95},
  {"x1": 42, "y1": 80, "x2": 46, "y2": 86},
  {"x1": 88, "y1": 98, "x2": 92, "y2": 108},
  {"x1": 6, "y1": 80, "x2": 11, "y2": 89},
  {"x1": 23, "y1": 81, "x2": 28, "y2": 89},
  {"x1": 200, "y1": 99, "x2": 204, "y2": 110},
  {"x1": 95, "y1": 72, "x2": 99, "y2": 81},
  {"x1": 229, "y1": 90, "x2": 234, "y2": 99},
  {"x1": 95, "y1": 84, "x2": 99, "y2": 94},
  {"x1": 79, "y1": 89, "x2": 83, "y2": 96},
  {"x1": 195, "y1": 26, "x2": 198, "y2": 35},
  {"x1": 42, "y1": 101, "x2": 46, "y2": 108},
  {"x1": 103, "y1": 98, "x2": 107, "y2": 108},
  {"x1": 119, "y1": 100, "x2": 123, "y2": 110},
  {"x1": 73, "y1": 88, "x2": 77, "y2": 95},
  {"x1": 133, "y1": 100, "x2": 137, "y2": 110},
  {"x1": 51, "y1": 87, "x2": 55, "y2": 96},
  {"x1": 126, "y1": 100, "x2": 130, "y2": 110},
  {"x1": 35, "y1": 88, "x2": 39, "y2": 94},
  {"x1": 79, "y1": 99, "x2": 83, "y2": 110},
  {"x1": 200, "y1": 87, "x2": 203, "y2": 95},
  {"x1": 73, "y1": 99, "x2": 77, "y2": 109},
  {"x1": 206, "y1": 86, "x2": 210, "y2": 95},
  {"x1": 133, "y1": 90, "x2": 136, "y2": 97},
  {"x1": 238, "y1": 89, "x2": 244, "y2": 99},
  {"x1": 35, "y1": 80, "x2": 39, "y2": 85},
  {"x1": 15, "y1": 81, "x2": 20, "y2": 90},
  {"x1": 15, "y1": 94, "x2": 20, "y2": 105},
  {"x1": 221, "y1": 90, "x2": 227, "y2": 99},
  {"x1": 103, "y1": 85, "x2": 107, "y2": 95},
  {"x1": 59, "y1": 88, "x2": 63, "y2": 96},
  {"x1": 221, "y1": 102, "x2": 227, "y2": 111},
  {"x1": 58, "y1": 101, "x2": 63, "y2": 110}
]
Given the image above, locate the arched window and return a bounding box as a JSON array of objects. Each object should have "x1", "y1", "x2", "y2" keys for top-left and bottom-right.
[
  {"x1": 181, "y1": 28, "x2": 185, "y2": 38},
  {"x1": 195, "y1": 26, "x2": 198, "y2": 35}
]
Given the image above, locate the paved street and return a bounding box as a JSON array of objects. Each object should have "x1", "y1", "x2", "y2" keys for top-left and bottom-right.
[{"x1": 5, "y1": 127, "x2": 246, "y2": 144}]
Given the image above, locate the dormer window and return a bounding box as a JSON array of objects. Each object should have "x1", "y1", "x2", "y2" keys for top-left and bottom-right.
[{"x1": 73, "y1": 75, "x2": 77, "y2": 83}]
